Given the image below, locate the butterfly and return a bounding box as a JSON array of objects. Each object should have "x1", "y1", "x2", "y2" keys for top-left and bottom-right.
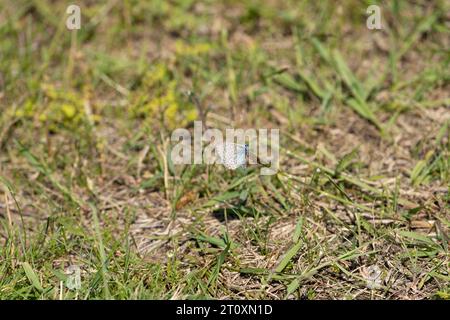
[{"x1": 215, "y1": 143, "x2": 249, "y2": 170}]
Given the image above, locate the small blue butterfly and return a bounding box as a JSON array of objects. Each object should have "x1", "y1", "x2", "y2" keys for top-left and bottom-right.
[{"x1": 216, "y1": 143, "x2": 249, "y2": 170}]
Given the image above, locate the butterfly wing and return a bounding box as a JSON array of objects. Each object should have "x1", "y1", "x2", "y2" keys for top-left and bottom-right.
[
  {"x1": 233, "y1": 144, "x2": 247, "y2": 169},
  {"x1": 216, "y1": 143, "x2": 247, "y2": 170}
]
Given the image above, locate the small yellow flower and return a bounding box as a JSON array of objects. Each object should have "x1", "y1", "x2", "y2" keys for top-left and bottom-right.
[
  {"x1": 61, "y1": 104, "x2": 77, "y2": 119},
  {"x1": 144, "y1": 64, "x2": 167, "y2": 88},
  {"x1": 175, "y1": 40, "x2": 212, "y2": 56}
]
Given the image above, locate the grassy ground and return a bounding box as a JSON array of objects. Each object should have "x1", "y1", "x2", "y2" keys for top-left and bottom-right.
[{"x1": 0, "y1": 0, "x2": 449, "y2": 300}]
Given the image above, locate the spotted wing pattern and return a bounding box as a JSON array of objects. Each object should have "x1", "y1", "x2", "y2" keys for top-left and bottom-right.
[{"x1": 216, "y1": 143, "x2": 248, "y2": 170}]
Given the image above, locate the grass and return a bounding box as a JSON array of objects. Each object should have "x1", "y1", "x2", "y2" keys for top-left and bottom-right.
[{"x1": 0, "y1": 0, "x2": 449, "y2": 300}]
